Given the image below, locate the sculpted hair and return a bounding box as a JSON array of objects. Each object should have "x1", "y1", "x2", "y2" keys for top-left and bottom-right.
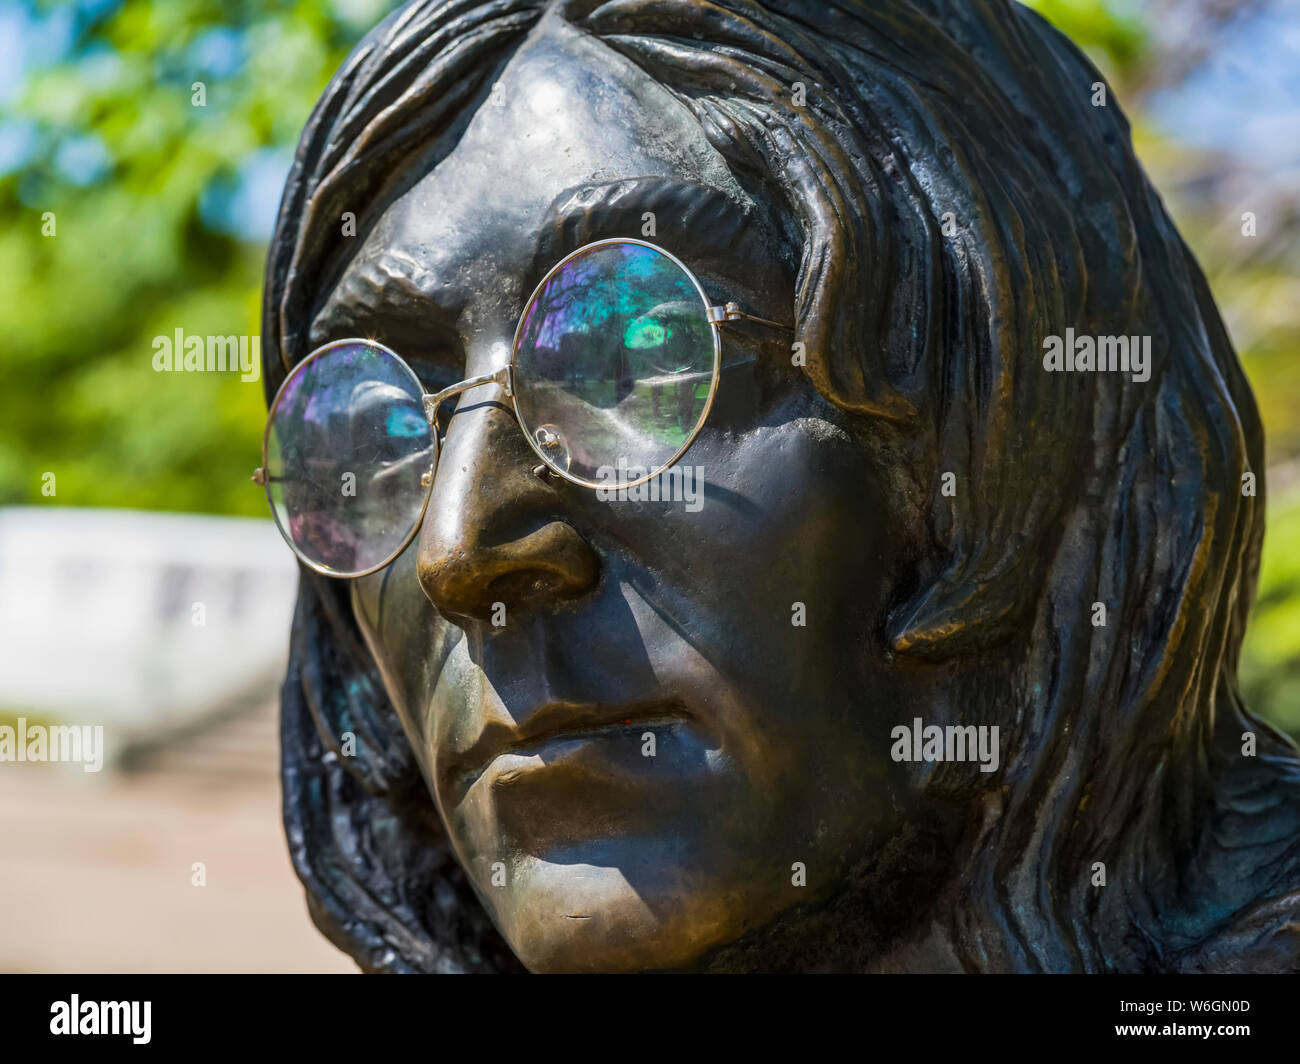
[{"x1": 265, "y1": 0, "x2": 1300, "y2": 972}]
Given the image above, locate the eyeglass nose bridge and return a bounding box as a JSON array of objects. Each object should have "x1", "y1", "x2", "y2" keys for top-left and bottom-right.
[
  {"x1": 418, "y1": 364, "x2": 516, "y2": 489},
  {"x1": 422, "y1": 365, "x2": 515, "y2": 435}
]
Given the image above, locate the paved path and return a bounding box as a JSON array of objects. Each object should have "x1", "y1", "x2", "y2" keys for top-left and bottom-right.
[{"x1": 0, "y1": 701, "x2": 355, "y2": 973}]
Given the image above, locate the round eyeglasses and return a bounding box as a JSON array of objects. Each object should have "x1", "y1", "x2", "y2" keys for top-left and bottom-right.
[{"x1": 254, "y1": 237, "x2": 791, "y2": 577}]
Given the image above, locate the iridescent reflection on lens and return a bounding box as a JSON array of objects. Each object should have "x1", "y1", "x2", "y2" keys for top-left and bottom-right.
[
  {"x1": 513, "y1": 242, "x2": 717, "y2": 484},
  {"x1": 265, "y1": 340, "x2": 434, "y2": 575}
]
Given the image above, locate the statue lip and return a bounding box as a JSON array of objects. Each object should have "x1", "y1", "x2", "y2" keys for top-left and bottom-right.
[{"x1": 447, "y1": 698, "x2": 694, "y2": 799}]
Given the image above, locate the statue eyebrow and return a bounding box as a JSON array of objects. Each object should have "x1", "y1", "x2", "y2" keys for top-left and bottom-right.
[
  {"x1": 308, "y1": 181, "x2": 762, "y2": 363},
  {"x1": 529, "y1": 177, "x2": 758, "y2": 285},
  {"x1": 307, "y1": 248, "x2": 465, "y2": 370}
]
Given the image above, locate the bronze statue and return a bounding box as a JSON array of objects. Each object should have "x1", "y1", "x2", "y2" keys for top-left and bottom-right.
[{"x1": 259, "y1": 0, "x2": 1300, "y2": 972}]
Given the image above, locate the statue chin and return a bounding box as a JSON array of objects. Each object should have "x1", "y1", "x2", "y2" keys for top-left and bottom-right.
[
  {"x1": 266, "y1": 0, "x2": 1300, "y2": 974},
  {"x1": 478, "y1": 860, "x2": 745, "y2": 974}
]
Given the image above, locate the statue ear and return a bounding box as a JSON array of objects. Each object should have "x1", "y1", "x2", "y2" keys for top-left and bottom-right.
[
  {"x1": 281, "y1": 574, "x2": 522, "y2": 973},
  {"x1": 886, "y1": 564, "x2": 1029, "y2": 661},
  {"x1": 882, "y1": 396, "x2": 1086, "y2": 662}
]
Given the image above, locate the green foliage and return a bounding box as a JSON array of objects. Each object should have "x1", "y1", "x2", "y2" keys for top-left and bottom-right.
[
  {"x1": 1242, "y1": 496, "x2": 1300, "y2": 737},
  {"x1": 0, "y1": 0, "x2": 395, "y2": 514},
  {"x1": 1019, "y1": 0, "x2": 1148, "y2": 77}
]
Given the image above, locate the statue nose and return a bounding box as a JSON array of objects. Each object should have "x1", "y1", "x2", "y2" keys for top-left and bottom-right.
[{"x1": 416, "y1": 393, "x2": 599, "y2": 621}]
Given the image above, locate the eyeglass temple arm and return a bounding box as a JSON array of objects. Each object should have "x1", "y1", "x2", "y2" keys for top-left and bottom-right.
[{"x1": 707, "y1": 302, "x2": 794, "y2": 332}]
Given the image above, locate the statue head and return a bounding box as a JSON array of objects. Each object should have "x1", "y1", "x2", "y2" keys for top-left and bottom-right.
[{"x1": 262, "y1": 0, "x2": 1300, "y2": 972}]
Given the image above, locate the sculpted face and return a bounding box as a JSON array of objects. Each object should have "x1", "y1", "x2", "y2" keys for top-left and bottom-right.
[{"x1": 311, "y1": 18, "x2": 916, "y2": 971}]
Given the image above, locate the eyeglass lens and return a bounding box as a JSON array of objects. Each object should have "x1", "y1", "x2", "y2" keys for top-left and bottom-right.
[
  {"x1": 512, "y1": 241, "x2": 718, "y2": 484},
  {"x1": 265, "y1": 242, "x2": 719, "y2": 575},
  {"x1": 264, "y1": 340, "x2": 435, "y2": 575}
]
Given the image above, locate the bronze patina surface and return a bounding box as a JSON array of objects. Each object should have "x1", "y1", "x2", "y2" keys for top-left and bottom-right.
[{"x1": 263, "y1": 0, "x2": 1300, "y2": 972}]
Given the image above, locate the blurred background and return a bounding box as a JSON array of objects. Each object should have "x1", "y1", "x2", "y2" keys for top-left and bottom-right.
[{"x1": 0, "y1": 0, "x2": 1296, "y2": 972}]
